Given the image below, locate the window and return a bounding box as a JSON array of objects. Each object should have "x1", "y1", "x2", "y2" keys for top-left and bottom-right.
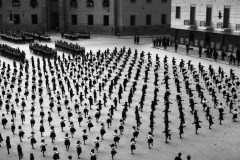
[
  {"x1": 32, "y1": 14, "x2": 38, "y2": 24},
  {"x1": 146, "y1": 0, "x2": 152, "y2": 3},
  {"x1": 103, "y1": 15, "x2": 109, "y2": 26},
  {"x1": 12, "y1": 0, "x2": 20, "y2": 6},
  {"x1": 223, "y1": 6, "x2": 230, "y2": 28},
  {"x1": 30, "y1": 0, "x2": 38, "y2": 8},
  {"x1": 190, "y1": 6, "x2": 196, "y2": 25},
  {"x1": 88, "y1": 15, "x2": 93, "y2": 25},
  {"x1": 130, "y1": 15, "x2": 135, "y2": 26},
  {"x1": 72, "y1": 15, "x2": 77, "y2": 25},
  {"x1": 86, "y1": 0, "x2": 94, "y2": 7},
  {"x1": 146, "y1": 15, "x2": 151, "y2": 25},
  {"x1": 161, "y1": 14, "x2": 166, "y2": 24},
  {"x1": 0, "y1": 0, "x2": 2, "y2": 8},
  {"x1": 131, "y1": 0, "x2": 136, "y2": 3},
  {"x1": 14, "y1": 14, "x2": 20, "y2": 24},
  {"x1": 206, "y1": 6, "x2": 212, "y2": 26},
  {"x1": 0, "y1": 15, "x2": 2, "y2": 25},
  {"x1": 162, "y1": 0, "x2": 167, "y2": 3},
  {"x1": 176, "y1": 6, "x2": 181, "y2": 19},
  {"x1": 70, "y1": 0, "x2": 77, "y2": 8},
  {"x1": 102, "y1": 0, "x2": 109, "y2": 7}
]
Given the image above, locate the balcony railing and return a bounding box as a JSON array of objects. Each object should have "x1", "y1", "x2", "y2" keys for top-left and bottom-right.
[
  {"x1": 217, "y1": 22, "x2": 231, "y2": 29},
  {"x1": 184, "y1": 20, "x2": 196, "y2": 26},
  {"x1": 184, "y1": 20, "x2": 190, "y2": 26},
  {"x1": 236, "y1": 24, "x2": 240, "y2": 31},
  {"x1": 200, "y1": 21, "x2": 212, "y2": 27}
]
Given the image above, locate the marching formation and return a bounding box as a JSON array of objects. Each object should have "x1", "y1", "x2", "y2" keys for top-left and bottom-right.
[{"x1": 0, "y1": 39, "x2": 240, "y2": 160}]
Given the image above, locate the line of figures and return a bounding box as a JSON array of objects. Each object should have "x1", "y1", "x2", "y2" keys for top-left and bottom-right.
[
  {"x1": 0, "y1": 45, "x2": 240, "y2": 160},
  {"x1": 0, "y1": 44, "x2": 26, "y2": 62},
  {"x1": 174, "y1": 42, "x2": 240, "y2": 66},
  {"x1": 152, "y1": 37, "x2": 170, "y2": 49}
]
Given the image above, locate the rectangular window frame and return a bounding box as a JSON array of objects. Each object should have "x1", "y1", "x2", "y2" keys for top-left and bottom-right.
[
  {"x1": 88, "y1": 15, "x2": 94, "y2": 25},
  {"x1": 161, "y1": 14, "x2": 167, "y2": 24},
  {"x1": 176, "y1": 6, "x2": 181, "y2": 19},
  {"x1": 32, "y1": 14, "x2": 38, "y2": 25},
  {"x1": 14, "y1": 14, "x2": 20, "y2": 24},
  {"x1": 146, "y1": 14, "x2": 151, "y2": 25},
  {"x1": 103, "y1": 15, "x2": 109, "y2": 26},
  {"x1": 71, "y1": 14, "x2": 77, "y2": 25},
  {"x1": 0, "y1": 15, "x2": 2, "y2": 25},
  {"x1": 130, "y1": 15, "x2": 136, "y2": 26}
]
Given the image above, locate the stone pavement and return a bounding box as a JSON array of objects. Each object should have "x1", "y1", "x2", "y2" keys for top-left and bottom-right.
[{"x1": 0, "y1": 34, "x2": 240, "y2": 160}]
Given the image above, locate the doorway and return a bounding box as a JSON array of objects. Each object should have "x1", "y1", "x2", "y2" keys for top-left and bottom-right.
[
  {"x1": 189, "y1": 31, "x2": 195, "y2": 46},
  {"x1": 49, "y1": 0, "x2": 59, "y2": 30},
  {"x1": 205, "y1": 33, "x2": 211, "y2": 47}
]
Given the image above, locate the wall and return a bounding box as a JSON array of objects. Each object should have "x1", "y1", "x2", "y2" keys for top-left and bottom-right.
[
  {"x1": 0, "y1": 0, "x2": 171, "y2": 35},
  {"x1": 118, "y1": 0, "x2": 171, "y2": 35},
  {"x1": 64, "y1": 0, "x2": 115, "y2": 34},
  {"x1": 0, "y1": 0, "x2": 46, "y2": 31},
  {"x1": 171, "y1": 0, "x2": 240, "y2": 32}
]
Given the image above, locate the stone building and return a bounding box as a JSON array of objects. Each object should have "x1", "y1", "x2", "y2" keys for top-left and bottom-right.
[
  {"x1": 0, "y1": 0, "x2": 171, "y2": 35},
  {"x1": 171, "y1": 0, "x2": 240, "y2": 51}
]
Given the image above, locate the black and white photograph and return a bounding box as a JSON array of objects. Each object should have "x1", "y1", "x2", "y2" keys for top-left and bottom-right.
[{"x1": 0, "y1": 0, "x2": 240, "y2": 160}]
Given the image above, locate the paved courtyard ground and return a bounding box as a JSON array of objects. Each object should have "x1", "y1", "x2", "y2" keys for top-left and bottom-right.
[{"x1": 0, "y1": 34, "x2": 240, "y2": 160}]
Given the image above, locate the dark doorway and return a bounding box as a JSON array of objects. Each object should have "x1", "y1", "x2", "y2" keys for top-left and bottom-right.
[
  {"x1": 103, "y1": 15, "x2": 109, "y2": 26},
  {"x1": 161, "y1": 14, "x2": 167, "y2": 24},
  {"x1": 50, "y1": 12, "x2": 59, "y2": 30},
  {"x1": 223, "y1": 7, "x2": 230, "y2": 28},
  {"x1": 190, "y1": 6, "x2": 195, "y2": 25},
  {"x1": 130, "y1": 15, "x2": 136, "y2": 26},
  {"x1": 88, "y1": 15, "x2": 94, "y2": 25},
  {"x1": 205, "y1": 33, "x2": 211, "y2": 47},
  {"x1": 49, "y1": 0, "x2": 59, "y2": 30},
  {"x1": 189, "y1": 31, "x2": 194, "y2": 45},
  {"x1": 206, "y1": 6, "x2": 212, "y2": 26}
]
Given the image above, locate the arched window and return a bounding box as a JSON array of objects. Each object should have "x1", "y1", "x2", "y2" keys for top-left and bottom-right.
[
  {"x1": 12, "y1": 0, "x2": 20, "y2": 6},
  {"x1": 70, "y1": 0, "x2": 77, "y2": 8},
  {"x1": 86, "y1": 0, "x2": 94, "y2": 7},
  {"x1": 102, "y1": 0, "x2": 109, "y2": 7},
  {"x1": 30, "y1": 0, "x2": 38, "y2": 8}
]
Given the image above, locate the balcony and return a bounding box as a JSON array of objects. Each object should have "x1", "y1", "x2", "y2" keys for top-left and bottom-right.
[
  {"x1": 198, "y1": 21, "x2": 213, "y2": 30},
  {"x1": 215, "y1": 22, "x2": 231, "y2": 32},
  {"x1": 234, "y1": 24, "x2": 240, "y2": 33},
  {"x1": 184, "y1": 20, "x2": 197, "y2": 29}
]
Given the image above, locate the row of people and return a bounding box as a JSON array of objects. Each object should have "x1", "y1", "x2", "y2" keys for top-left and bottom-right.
[
  {"x1": 23, "y1": 31, "x2": 51, "y2": 42},
  {"x1": 0, "y1": 44, "x2": 25, "y2": 62},
  {"x1": 29, "y1": 43, "x2": 57, "y2": 58},
  {"x1": 55, "y1": 40, "x2": 85, "y2": 55},
  {"x1": 0, "y1": 31, "x2": 34, "y2": 43}
]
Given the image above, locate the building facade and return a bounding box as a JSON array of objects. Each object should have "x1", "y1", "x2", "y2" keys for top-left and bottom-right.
[
  {"x1": 0, "y1": 0, "x2": 171, "y2": 35},
  {"x1": 171, "y1": 0, "x2": 240, "y2": 51}
]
